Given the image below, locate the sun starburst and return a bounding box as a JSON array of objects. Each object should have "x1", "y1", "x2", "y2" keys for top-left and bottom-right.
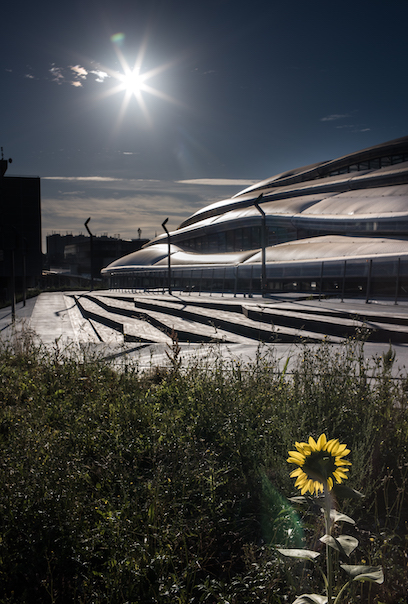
[{"x1": 95, "y1": 34, "x2": 179, "y2": 128}]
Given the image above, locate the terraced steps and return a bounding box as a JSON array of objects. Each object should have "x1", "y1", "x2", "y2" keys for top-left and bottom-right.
[
  {"x1": 70, "y1": 292, "x2": 408, "y2": 346},
  {"x1": 242, "y1": 304, "x2": 408, "y2": 343}
]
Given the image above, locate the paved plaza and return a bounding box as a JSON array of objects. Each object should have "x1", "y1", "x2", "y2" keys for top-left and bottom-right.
[{"x1": 1, "y1": 290, "x2": 408, "y2": 376}]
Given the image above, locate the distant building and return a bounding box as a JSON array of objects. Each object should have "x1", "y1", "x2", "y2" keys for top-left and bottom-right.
[
  {"x1": 46, "y1": 233, "x2": 87, "y2": 269},
  {"x1": 102, "y1": 136, "x2": 408, "y2": 297},
  {"x1": 0, "y1": 152, "x2": 42, "y2": 300},
  {"x1": 46, "y1": 233, "x2": 149, "y2": 279}
]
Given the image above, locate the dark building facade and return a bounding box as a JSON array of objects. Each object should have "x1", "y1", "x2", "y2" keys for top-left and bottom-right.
[{"x1": 0, "y1": 170, "x2": 42, "y2": 300}]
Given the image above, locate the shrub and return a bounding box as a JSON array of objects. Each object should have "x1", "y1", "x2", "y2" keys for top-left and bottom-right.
[{"x1": 0, "y1": 332, "x2": 406, "y2": 603}]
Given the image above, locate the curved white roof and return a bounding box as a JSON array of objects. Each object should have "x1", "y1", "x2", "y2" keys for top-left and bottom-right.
[
  {"x1": 247, "y1": 236, "x2": 408, "y2": 264},
  {"x1": 102, "y1": 136, "x2": 408, "y2": 278}
]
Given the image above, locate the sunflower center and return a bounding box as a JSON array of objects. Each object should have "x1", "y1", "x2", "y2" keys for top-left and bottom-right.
[{"x1": 302, "y1": 451, "x2": 337, "y2": 483}]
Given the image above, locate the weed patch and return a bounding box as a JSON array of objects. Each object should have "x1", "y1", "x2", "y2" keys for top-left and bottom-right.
[{"x1": 0, "y1": 333, "x2": 406, "y2": 602}]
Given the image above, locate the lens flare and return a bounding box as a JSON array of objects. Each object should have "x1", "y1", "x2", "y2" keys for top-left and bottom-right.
[{"x1": 110, "y1": 32, "x2": 125, "y2": 46}]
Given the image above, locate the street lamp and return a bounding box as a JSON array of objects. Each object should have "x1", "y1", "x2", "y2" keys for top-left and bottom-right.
[
  {"x1": 162, "y1": 218, "x2": 172, "y2": 295},
  {"x1": 254, "y1": 194, "x2": 266, "y2": 296},
  {"x1": 84, "y1": 217, "x2": 94, "y2": 291}
]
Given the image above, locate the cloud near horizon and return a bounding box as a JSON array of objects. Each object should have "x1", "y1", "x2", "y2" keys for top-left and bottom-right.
[
  {"x1": 40, "y1": 177, "x2": 251, "y2": 251},
  {"x1": 43, "y1": 176, "x2": 256, "y2": 187}
]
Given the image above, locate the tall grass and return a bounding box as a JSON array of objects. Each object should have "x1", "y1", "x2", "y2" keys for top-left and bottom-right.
[{"x1": 0, "y1": 330, "x2": 406, "y2": 603}]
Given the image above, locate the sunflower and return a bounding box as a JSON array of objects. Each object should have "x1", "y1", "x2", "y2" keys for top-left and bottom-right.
[{"x1": 287, "y1": 434, "x2": 351, "y2": 495}]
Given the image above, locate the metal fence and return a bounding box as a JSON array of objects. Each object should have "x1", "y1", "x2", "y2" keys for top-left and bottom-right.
[{"x1": 107, "y1": 256, "x2": 408, "y2": 302}]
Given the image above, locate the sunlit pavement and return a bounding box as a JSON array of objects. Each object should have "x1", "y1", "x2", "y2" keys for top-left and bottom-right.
[{"x1": 1, "y1": 291, "x2": 408, "y2": 377}]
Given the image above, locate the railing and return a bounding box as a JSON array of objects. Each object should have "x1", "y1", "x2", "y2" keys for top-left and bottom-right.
[{"x1": 107, "y1": 257, "x2": 408, "y2": 303}]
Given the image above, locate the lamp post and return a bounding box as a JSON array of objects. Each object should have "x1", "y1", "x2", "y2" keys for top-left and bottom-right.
[
  {"x1": 84, "y1": 217, "x2": 94, "y2": 291},
  {"x1": 162, "y1": 218, "x2": 172, "y2": 295},
  {"x1": 254, "y1": 193, "x2": 266, "y2": 296}
]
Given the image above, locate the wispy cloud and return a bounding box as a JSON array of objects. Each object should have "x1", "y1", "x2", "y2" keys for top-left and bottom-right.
[
  {"x1": 89, "y1": 69, "x2": 109, "y2": 83},
  {"x1": 45, "y1": 63, "x2": 109, "y2": 87},
  {"x1": 320, "y1": 114, "x2": 350, "y2": 122},
  {"x1": 178, "y1": 178, "x2": 257, "y2": 186},
  {"x1": 335, "y1": 124, "x2": 371, "y2": 133},
  {"x1": 70, "y1": 65, "x2": 88, "y2": 79},
  {"x1": 43, "y1": 176, "x2": 122, "y2": 182},
  {"x1": 49, "y1": 64, "x2": 65, "y2": 84}
]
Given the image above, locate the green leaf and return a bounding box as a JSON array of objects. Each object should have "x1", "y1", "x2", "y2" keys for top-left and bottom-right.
[
  {"x1": 340, "y1": 564, "x2": 384, "y2": 583},
  {"x1": 289, "y1": 496, "x2": 310, "y2": 505},
  {"x1": 277, "y1": 548, "x2": 320, "y2": 561},
  {"x1": 332, "y1": 485, "x2": 364, "y2": 500},
  {"x1": 330, "y1": 510, "x2": 355, "y2": 524},
  {"x1": 337, "y1": 535, "x2": 359, "y2": 556},
  {"x1": 320, "y1": 534, "x2": 358, "y2": 557},
  {"x1": 292, "y1": 594, "x2": 327, "y2": 604},
  {"x1": 320, "y1": 534, "x2": 338, "y2": 551}
]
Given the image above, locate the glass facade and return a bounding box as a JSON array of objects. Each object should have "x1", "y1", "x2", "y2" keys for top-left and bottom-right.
[{"x1": 102, "y1": 136, "x2": 408, "y2": 297}]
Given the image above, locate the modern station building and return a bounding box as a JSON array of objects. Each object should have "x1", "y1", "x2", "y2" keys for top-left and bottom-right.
[{"x1": 102, "y1": 136, "x2": 408, "y2": 298}]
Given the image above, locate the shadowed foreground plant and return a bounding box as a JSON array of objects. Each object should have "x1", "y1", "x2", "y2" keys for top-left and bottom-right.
[{"x1": 278, "y1": 434, "x2": 384, "y2": 604}]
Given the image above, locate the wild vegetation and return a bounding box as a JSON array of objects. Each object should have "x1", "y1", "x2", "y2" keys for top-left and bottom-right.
[{"x1": 0, "y1": 328, "x2": 406, "y2": 603}]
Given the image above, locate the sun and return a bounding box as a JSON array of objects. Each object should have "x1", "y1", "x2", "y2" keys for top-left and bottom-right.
[
  {"x1": 98, "y1": 35, "x2": 178, "y2": 126},
  {"x1": 118, "y1": 69, "x2": 143, "y2": 96}
]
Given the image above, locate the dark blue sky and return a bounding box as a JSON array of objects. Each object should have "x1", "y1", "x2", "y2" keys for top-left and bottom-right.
[{"x1": 2, "y1": 0, "x2": 408, "y2": 246}]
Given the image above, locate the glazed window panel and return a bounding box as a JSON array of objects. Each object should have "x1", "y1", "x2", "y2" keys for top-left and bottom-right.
[
  {"x1": 201, "y1": 236, "x2": 209, "y2": 252},
  {"x1": 242, "y1": 227, "x2": 251, "y2": 250},
  {"x1": 358, "y1": 161, "x2": 369, "y2": 170},
  {"x1": 208, "y1": 233, "x2": 218, "y2": 253},
  {"x1": 226, "y1": 230, "x2": 234, "y2": 252},
  {"x1": 251, "y1": 226, "x2": 261, "y2": 248},
  {"x1": 391, "y1": 155, "x2": 404, "y2": 164},
  {"x1": 216, "y1": 231, "x2": 226, "y2": 252},
  {"x1": 235, "y1": 228, "x2": 243, "y2": 251}
]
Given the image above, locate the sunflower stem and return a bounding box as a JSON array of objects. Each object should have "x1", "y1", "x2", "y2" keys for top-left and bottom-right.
[
  {"x1": 332, "y1": 580, "x2": 352, "y2": 604},
  {"x1": 323, "y1": 484, "x2": 333, "y2": 603}
]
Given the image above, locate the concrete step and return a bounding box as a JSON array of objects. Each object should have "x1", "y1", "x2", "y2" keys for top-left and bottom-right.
[
  {"x1": 91, "y1": 294, "x2": 340, "y2": 344},
  {"x1": 74, "y1": 295, "x2": 171, "y2": 344},
  {"x1": 103, "y1": 293, "x2": 408, "y2": 344},
  {"x1": 242, "y1": 305, "x2": 408, "y2": 343},
  {"x1": 264, "y1": 300, "x2": 408, "y2": 326},
  {"x1": 84, "y1": 294, "x2": 256, "y2": 344}
]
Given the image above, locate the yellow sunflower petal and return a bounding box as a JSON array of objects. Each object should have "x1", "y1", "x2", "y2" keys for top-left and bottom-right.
[
  {"x1": 327, "y1": 477, "x2": 333, "y2": 489},
  {"x1": 300, "y1": 479, "x2": 314, "y2": 495},
  {"x1": 336, "y1": 466, "x2": 350, "y2": 474},
  {"x1": 335, "y1": 449, "x2": 351, "y2": 459},
  {"x1": 314, "y1": 481, "x2": 323, "y2": 494},
  {"x1": 316, "y1": 434, "x2": 327, "y2": 450},
  {"x1": 295, "y1": 475, "x2": 307, "y2": 487},
  {"x1": 308, "y1": 436, "x2": 318, "y2": 450},
  {"x1": 333, "y1": 469, "x2": 349, "y2": 482},
  {"x1": 325, "y1": 438, "x2": 337, "y2": 452},
  {"x1": 287, "y1": 454, "x2": 306, "y2": 465},
  {"x1": 290, "y1": 467, "x2": 304, "y2": 478}
]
